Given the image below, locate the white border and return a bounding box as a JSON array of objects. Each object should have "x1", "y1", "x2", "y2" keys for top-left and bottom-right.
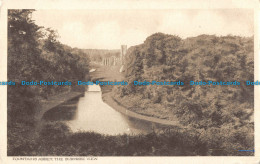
[{"x1": 0, "y1": 0, "x2": 259, "y2": 163}]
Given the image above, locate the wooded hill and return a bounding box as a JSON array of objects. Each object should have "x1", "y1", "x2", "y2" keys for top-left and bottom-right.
[
  {"x1": 8, "y1": 9, "x2": 90, "y2": 121},
  {"x1": 113, "y1": 33, "x2": 254, "y2": 153}
]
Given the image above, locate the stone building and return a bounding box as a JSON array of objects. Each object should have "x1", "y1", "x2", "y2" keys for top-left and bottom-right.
[{"x1": 102, "y1": 45, "x2": 127, "y2": 66}]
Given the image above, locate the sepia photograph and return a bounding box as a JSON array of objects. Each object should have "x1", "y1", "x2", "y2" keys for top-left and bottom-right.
[{"x1": 0, "y1": 0, "x2": 259, "y2": 163}]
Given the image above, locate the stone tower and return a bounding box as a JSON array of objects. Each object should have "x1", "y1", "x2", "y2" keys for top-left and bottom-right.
[{"x1": 121, "y1": 45, "x2": 127, "y2": 65}]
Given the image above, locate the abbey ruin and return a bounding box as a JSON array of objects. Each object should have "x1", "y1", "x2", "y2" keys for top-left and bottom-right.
[{"x1": 102, "y1": 45, "x2": 127, "y2": 66}]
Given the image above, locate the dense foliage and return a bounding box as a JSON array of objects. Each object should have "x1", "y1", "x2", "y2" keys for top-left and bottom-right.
[
  {"x1": 7, "y1": 10, "x2": 90, "y2": 121},
  {"x1": 113, "y1": 33, "x2": 254, "y2": 153},
  {"x1": 10, "y1": 122, "x2": 253, "y2": 156}
]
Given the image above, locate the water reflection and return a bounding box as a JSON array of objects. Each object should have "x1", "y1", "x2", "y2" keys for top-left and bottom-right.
[
  {"x1": 42, "y1": 97, "x2": 80, "y2": 121},
  {"x1": 43, "y1": 85, "x2": 169, "y2": 135}
]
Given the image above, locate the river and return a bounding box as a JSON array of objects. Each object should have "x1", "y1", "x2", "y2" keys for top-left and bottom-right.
[{"x1": 43, "y1": 85, "x2": 167, "y2": 135}]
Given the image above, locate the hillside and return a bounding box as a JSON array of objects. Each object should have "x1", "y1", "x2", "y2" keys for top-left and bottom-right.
[{"x1": 111, "y1": 33, "x2": 254, "y2": 153}]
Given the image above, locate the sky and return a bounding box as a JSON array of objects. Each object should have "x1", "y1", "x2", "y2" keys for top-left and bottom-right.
[{"x1": 32, "y1": 9, "x2": 253, "y2": 49}]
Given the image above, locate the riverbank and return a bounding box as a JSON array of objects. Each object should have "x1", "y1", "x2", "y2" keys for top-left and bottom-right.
[
  {"x1": 9, "y1": 121, "x2": 212, "y2": 156},
  {"x1": 8, "y1": 90, "x2": 85, "y2": 155},
  {"x1": 102, "y1": 87, "x2": 181, "y2": 127},
  {"x1": 7, "y1": 78, "x2": 253, "y2": 156},
  {"x1": 101, "y1": 86, "x2": 180, "y2": 127},
  {"x1": 7, "y1": 84, "x2": 210, "y2": 156},
  {"x1": 90, "y1": 64, "x2": 181, "y2": 126},
  {"x1": 35, "y1": 91, "x2": 84, "y2": 121}
]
